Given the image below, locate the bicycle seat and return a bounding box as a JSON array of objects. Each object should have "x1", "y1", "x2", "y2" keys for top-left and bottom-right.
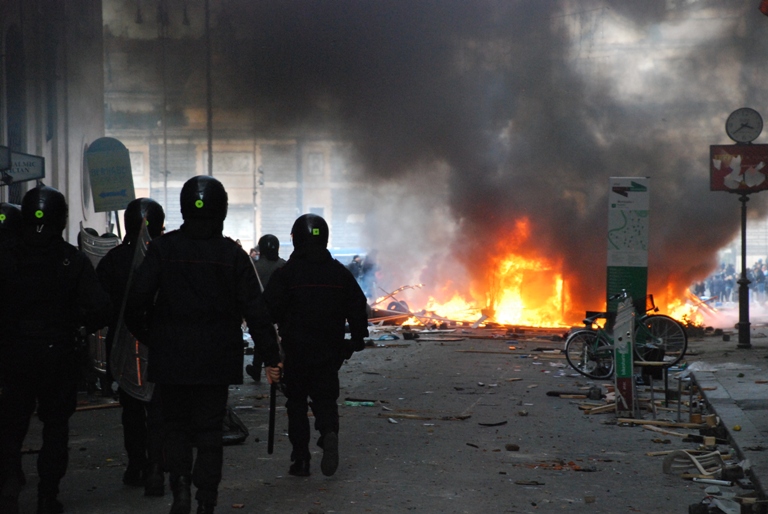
[
  {"x1": 583, "y1": 311, "x2": 608, "y2": 325},
  {"x1": 582, "y1": 311, "x2": 617, "y2": 326}
]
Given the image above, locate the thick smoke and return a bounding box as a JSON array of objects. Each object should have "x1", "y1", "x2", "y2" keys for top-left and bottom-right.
[{"x1": 171, "y1": 1, "x2": 768, "y2": 321}]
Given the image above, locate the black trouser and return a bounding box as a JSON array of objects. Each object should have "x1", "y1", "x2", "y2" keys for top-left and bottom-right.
[
  {"x1": 250, "y1": 348, "x2": 264, "y2": 373},
  {"x1": 119, "y1": 387, "x2": 163, "y2": 471},
  {"x1": 158, "y1": 384, "x2": 228, "y2": 505},
  {"x1": 283, "y1": 364, "x2": 340, "y2": 462},
  {"x1": 0, "y1": 346, "x2": 78, "y2": 498}
]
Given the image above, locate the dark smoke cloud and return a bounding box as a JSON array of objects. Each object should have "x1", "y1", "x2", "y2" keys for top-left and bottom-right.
[{"x1": 217, "y1": 0, "x2": 768, "y2": 320}]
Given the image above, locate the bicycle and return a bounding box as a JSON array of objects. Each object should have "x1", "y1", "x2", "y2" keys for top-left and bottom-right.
[{"x1": 564, "y1": 291, "x2": 688, "y2": 380}]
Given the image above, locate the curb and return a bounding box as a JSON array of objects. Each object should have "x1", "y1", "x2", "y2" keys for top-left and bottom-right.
[{"x1": 694, "y1": 370, "x2": 767, "y2": 499}]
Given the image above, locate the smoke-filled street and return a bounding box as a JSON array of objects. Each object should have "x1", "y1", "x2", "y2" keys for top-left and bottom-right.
[{"x1": 5, "y1": 3, "x2": 768, "y2": 513}]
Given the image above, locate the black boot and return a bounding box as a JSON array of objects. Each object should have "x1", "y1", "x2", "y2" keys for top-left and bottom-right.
[
  {"x1": 196, "y1": 501, "x2": 215, "y2": 514},
  {"x1": 245, "y1": 364, "x2": 261, "y2": 382},
  {"x1": 169, "y1": 475, "x2": 192, "y2": 514},
  {"x1": 36, "y1": 495, "x2": 64, "y2": 514},
  {"x1": 144, "y1": 463, "x2": 165, "y2": 497},
  {"x1": 288, "y1": 459, "x2": 310, "y2": 477},
  {"x1": 123, "y1": 462, "x2": 146, "y2": 487},
  {"x1": 320, "y1": 432, "x2": 339, "y2": 477}
]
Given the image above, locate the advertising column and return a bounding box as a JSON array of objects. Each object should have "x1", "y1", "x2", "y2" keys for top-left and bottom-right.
[{"x1": 607, "y1": 177, "x2": 649, "y2": 417}]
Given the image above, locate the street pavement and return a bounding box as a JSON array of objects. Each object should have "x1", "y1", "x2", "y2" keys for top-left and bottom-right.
[{"x1": 11, "y1": 325, "x2": 768, "y2": 513}]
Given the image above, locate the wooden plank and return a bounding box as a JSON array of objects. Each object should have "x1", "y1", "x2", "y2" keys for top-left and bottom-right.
[
  {"x1": 617, "y1": 418, "x2": 706, "y2": 429},
  {"x1": 376, "y1": 412, "x2": 472, "y2": 421},
  {"x1": 641, "y1": 425, "x2": 688, "y2": 438},
  {"x1": 585, "y1": 404, "x2": 616, "y2": 414},
  {"x1": 377, "y1": 413, "x2": 433, "y2": 420},
  {"x1": 455, "y1": 350, "x2": 519, "y2": 355}
]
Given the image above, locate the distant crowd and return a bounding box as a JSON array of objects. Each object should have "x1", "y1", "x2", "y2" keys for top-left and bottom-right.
[
  {"x1": 344, "y1": 252, "x2": 379, "y2": 301},
  {"x1": 692, "y1": 261, "x2": 768, "y2": 304}
]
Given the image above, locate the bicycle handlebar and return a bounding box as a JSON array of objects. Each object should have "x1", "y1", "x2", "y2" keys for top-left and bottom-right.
[{"x1": 608, "y1": 290, "x2": 630, "y2": 302}]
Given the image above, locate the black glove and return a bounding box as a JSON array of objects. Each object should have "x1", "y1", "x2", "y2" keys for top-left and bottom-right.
[
  {"x1": 350, "y1": 339, "x2": 366, "y2": 352},
  {"x1": 341, "y1": 339, "x2": 366, "y2": 361}
]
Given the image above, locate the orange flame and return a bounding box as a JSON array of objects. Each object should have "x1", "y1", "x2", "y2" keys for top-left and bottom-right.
[
  {"x1": 487, "y1": 254, "x2": 570, "y2": 327},
  {"x1": 393, "y1": 217, "x2": 704, "y2": 329},
  {"x1": 414, "y1": 218, "x2": 573, "y2": 327},
  {"x1": 425, "y1": 294, "x2": 481, "y2": 321}
]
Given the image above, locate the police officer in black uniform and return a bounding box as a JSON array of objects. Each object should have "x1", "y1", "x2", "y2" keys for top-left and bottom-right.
[
  {"x1": 261, "y1": 214, "x2": 369, "y2": 477},
  {"x1": 0, "y1": 202, "x2": 22, "y2": 244},
  {"x1": 0, "y1": 203, "x2": 23, "y2": 498},
  {"x1": 96, "y1": 197, "x2": 166, "y2": 496},
  {"x1": 0, "y1": 185, "x2": 111, "y2": 514},
  {"x1": 125, "y1": 176, "x2": 279, "y2": 514},
  {"x1": 245, "y1": 234, "x2": 286, "y2": 382}
]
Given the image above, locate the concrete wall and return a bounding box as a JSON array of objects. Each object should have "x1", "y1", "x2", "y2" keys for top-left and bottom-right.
[{"x1": 0, "y1": 0, "x2": 108, "y2": 243}]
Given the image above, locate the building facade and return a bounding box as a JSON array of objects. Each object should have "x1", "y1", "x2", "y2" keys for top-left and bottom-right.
[
  {"x1": 1, "y1": 0, "x2": 107, "y2": 243},
  {"x1": 102, "y1": 0, "x2": 373, "y2": 253}
]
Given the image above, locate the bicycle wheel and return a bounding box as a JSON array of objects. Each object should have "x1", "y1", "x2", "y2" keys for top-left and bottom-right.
[
  {"x1": 564, "y1": 330, "x2": 614, "y2": 380},
  {"x1": 634, "y1": 314, "x2": 687, "y2": 365}
]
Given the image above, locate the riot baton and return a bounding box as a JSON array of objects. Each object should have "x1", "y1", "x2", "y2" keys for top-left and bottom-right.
[
  {"x1": 268, "y1": 381, "x2": 277, "y2": 454},
  {"x1": 249, "y1": 257, "x2": 284, "y2": 455}
]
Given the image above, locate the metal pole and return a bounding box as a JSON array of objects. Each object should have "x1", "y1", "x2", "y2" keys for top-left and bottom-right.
[
  {"x1": 205, "y1": 0, "x2": 213, "y2": 176},
  {"x1": 160, "y1": 4, "x2": 169, "y2": 210},
  {"x1": 737, "y1": 193, "x2": 752, "y2": 349}
]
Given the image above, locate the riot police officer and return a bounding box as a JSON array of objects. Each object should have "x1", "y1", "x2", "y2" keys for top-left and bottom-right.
[
  {"x1": 0, "y1": 202, "x2": 22, "y2": 244},
  {"x1": 125, "y1": 176, "x2": 279, "y2": 514},
  {"x1": 0, "y1": 185, "x2": 111, "y2": 514},
  {"x1": 245, "y1": 234, "x2": 286, "y2": 382},
  {"x1": 261, "y1": 214, "x2": 369, "y2": 477},
  {"x1": 96, "y1": 197, "x2": 166, "y2": 496}
]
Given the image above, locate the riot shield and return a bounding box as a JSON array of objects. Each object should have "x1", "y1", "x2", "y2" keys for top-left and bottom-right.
[
  {"x1": 79, "y1": 223, "x2": 121, "y2": 376},
  {"x1": 109, "y1": 220, "x2": 154, "y2": 402},
  {"x1": 79, "y1": 222, "x2": 120, "y2": 269}
]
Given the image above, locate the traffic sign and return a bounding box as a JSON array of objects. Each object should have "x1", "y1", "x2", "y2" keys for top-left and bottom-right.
[{"x1": 0, "y1": 151, "x2": 46, "y2": 185}]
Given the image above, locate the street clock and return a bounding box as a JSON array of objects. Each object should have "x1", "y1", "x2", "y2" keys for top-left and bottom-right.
[{"x1": 726, "y1": 107, "x2": 763, "y2": 143}]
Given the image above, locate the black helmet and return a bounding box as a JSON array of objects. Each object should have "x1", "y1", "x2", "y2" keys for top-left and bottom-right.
[
  {"x1": 124, "y1": 197, "x2": 165, "y2": 239},
  {"x1": 21, "y1": 185, "x2": 68, "y2": 233},
  {"x1": 291, "y1": 214, "x2": 328, "y2": 249},
  {"x1": 0, "y1": 202, "x2": 22, "y2": 242},
  {"x1": 258, "y1": 234, "x2": 280, "y2": 261},
  {"x1": 180, "y1": 176, "x2": 228, "y2": 221}
]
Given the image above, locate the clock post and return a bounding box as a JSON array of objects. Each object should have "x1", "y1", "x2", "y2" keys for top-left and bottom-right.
[
  {"x1": 737, "y1": 192, "x2": 751, "y2": 349},
  {"x1": 711, "y1": 107, "x2": 768, "y2": 350}
]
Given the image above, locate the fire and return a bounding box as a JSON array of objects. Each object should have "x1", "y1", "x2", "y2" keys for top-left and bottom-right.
[
  {"x1": 664, "y1": 290, "x2": 711, "y2": 328},
  {"x1": 483, "y1": 218, "x2": 570, "y2": 327},
  {"x1": 425, "y1": 294, "x2": 481, "y2": 321},
  {"x1": 488, "y1": 254, "x2": 569, "y2": 327},
  {"x1": 667, "y1": 298, "x2": 701, "y2": 324},
  {"x1": 386, "y1": 213, "x2": 705, "y2": 330},
  {"x1": 408, "y1": 219, "x2": 572, "y2": 328}
]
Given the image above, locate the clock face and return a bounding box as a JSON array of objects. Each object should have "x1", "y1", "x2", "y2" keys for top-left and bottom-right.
[{"x1": 726, "y1": 108, "x2": 763, "y2": 143}]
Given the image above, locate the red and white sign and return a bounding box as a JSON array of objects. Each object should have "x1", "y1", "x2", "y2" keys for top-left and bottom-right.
[{"x1": 710, "y1": 144, "x2": 768, "y2": 193}]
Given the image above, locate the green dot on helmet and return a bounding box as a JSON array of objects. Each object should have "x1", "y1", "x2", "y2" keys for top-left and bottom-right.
[
  {"x1": 35, "y1": 210, "x2": 44, "y2": 219},
  {"x1": 195, "y1": 200, "x2": 204, "y2": 208},
  {"x1": 0, "y1": 214, "x2": 5, "y2": 222},
  {"x1": 312, "y1": 228, "x2": 320, "y2": 236}
]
